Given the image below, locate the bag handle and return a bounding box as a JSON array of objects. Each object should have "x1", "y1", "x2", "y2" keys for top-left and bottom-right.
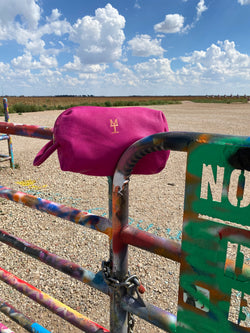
[{"x1": 33, "y1": 140, "x2": 59, "y2": 166}]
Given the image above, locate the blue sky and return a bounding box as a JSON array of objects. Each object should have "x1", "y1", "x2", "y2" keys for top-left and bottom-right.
[{"x1": 0, "y1": 0, "x2": 250, "y2": 96}]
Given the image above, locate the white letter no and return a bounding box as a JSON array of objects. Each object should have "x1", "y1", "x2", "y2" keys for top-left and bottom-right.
[
  {"x1": 200, "y1": 164, "x2": 224, "y2": 202},
  {"x1": 228, "y1": 170, "x2": 250, "y2": 207}
]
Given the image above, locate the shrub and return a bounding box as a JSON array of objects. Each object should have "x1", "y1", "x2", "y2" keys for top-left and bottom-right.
[
  {"x1": 0, "y1": 105, "x2": 4, "y2": 116},
  {"x1": 11, "y1": 103, "x2": 42, "y2": 113},
  {"x1": 112, "y1": 100, "x2": 127, "y2": 107},
  {"x1": 104, "y1": 101, "x2": 112, "y2": 107}
]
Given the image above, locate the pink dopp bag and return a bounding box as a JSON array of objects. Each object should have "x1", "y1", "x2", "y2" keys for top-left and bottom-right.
[{"x1": 33, "y1": 106, "x2": 170, "y2": 176}]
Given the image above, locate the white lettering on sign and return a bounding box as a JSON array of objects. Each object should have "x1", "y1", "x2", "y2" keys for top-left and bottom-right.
[
  {"x1": 200, "y1": 164, "x2": 250, "y2": 207},
  {"x1": 200, "y1": 164, "x2": 224, "y2": 202}
]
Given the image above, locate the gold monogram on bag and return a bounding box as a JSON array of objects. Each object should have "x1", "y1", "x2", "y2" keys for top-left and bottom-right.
[{"x1": 110, "y1": 119, "x2": 119, "y2": 134}]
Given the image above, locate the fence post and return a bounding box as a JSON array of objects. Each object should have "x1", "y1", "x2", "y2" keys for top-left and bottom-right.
[
  {"x1": 2, "y1": 98, "x2": 14, "y2": 168},
  {"x1": 110, "y1": 178, "x2": 129, "y2": 332}
]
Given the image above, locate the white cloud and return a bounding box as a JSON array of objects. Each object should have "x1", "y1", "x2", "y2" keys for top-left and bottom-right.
[
  {"x1": 40, "y1": 18, "x2": 72, "y2": 37},
  {"x1": 11, "y1": 52, "x2": 58, "y2": 70},
  {"x1": 25, "y1": 39, "x2": 45, "y2": 55},
  {"x1": 134, "y1": 0, "x2": 141, "y2": 9},
  {"x1": 63, "y1": 56, "x2": 82, "y2": 71},
  {"x1": 196, "y1": 0, "x2": 208, "y2": 20},
  {"x1": 128, "y1": 34, "x2": 165, "y2": 57},
  {"x1": 183, "y1": 0, "x2": 208, "y2": 32},
  {"x1": 154, "y1": 14, "x2": 185, "y2": 33},
  {"x1": 0, "y1": 0, "x2": 41, "y2": 28},
  {"x1": 69, "y1": 3, "x2": 125, "y2": 64},
  {"x1": 154, "y1": 1, "x2": 208, "y2": 35},
  {"x1": 238, "y1": 0, "x2": 250, "y2": 4},
  {"x1": 134, "y1": 58, "x2": 174, "y2": 81},
  {"x1": 0, "y1": 0, "x2": 248, "y2": 97},
  {"x1": 11, "y1": 52, "x2": 38, "y2": 70},
  {"x1": 46, "y1": 9, "x2": 62, "y2": 22},
  {"x1": 0, "y1": 62, "x2": 10, "y2": 73},
  {"x1": 39, "y1": 54, "x2": 58, "y2": 68},
  {"x1": 63, "y1": 56, "x2": 107, "y2": 73},
  {"x1": 4, "y1": 39, "x2": 249, "y2": 96},
  {"x1": 0, "y1": 1, "x2": 71, "y2": 57},
  {"x1": 179, "y1": 40, "x2": 250, "y2": 82}
]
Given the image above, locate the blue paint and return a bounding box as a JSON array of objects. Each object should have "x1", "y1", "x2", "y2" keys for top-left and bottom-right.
[
  {"x1": 31, "y1": 323, "x2": 51, "y2": 333},
  {"x1": 145, "y1": 223, "x2": 154, "y2": 232},
  {"x1": 136, "y1": 220, "x2": 144, "y2": 230},
  {"x1": 128, "y1": 217, "x2": 134, "y2": 225},
  {"x1": 16, "y1": 188, "x2": 183, "y2": 241},
  {"x1": 243, "y1": 307, "x2": 250, "y2": 318}
]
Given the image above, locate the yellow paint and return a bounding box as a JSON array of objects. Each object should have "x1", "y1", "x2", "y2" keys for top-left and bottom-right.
[{"x1": 16, "y1": 179, "x2": 48, "y2": 190}]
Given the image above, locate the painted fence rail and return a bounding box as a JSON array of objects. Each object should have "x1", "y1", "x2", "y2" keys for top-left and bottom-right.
[
  {"x1": 0, "y1": 98, "x2": 250, "y2": 332},
  {"x1": 0, "y1": 298, "x2": 50, "y2": 333}
]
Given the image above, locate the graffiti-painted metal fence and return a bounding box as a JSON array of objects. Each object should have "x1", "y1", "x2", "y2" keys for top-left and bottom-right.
[
  {"x1": 0, "y1": 98, "x2": 249, "y2": 332},
  {"x1": 0, "y1": 99, "x2": 14, "y2": 168}
]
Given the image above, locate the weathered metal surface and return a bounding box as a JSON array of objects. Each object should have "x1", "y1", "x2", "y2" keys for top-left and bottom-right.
[
  {"x1": 120, "y1": 224, "x2": 181, "y2": 262},
  {"x1": 0, "y1": 157, "x2": 11, "y2": 162},
  {"x1": 0, "y1": 135, "x2": 9, "y2": 141},
  {"x1": 0, "y1": 229, "x2": 109, "y2": 295},
  {"x1": 0, "y1": 298, "x2": 51, "y2": 332},
  {"x1": 0, "y1": 186, "x2": 112, "y2": 237},
  {"x1": 0, "y1": 121, "x2": 53, "y2": 140},
  {"x1": 121, "y1": 294, "x2": 177, "y2": 332},
  {"x1": 114, "y1": 132, "x2": 250, "y2": 178},
  {"x1": 0, "y1": 322, "x2": 15, "y2": 333},
  {"x1": 1, "y1": 99, "x2": 14, "y2": 168},
  {"x1": 110, "y1": 179, "x2": 129, "y2": 332},
  {"x1": 0, "y1": 267, "x2": 109, "y2": 332}
]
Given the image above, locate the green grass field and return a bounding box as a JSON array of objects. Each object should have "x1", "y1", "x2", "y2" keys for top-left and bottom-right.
[{"x1": 0, "y1": 95, "x2": 249, "y2": 115}]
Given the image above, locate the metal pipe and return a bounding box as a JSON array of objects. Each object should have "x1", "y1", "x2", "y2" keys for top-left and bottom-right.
[
  {"x1": 114, "y1": 131, "x2": 250, "y2": 178},
  {"x1": 0, "y1": 186, "x2": 112, "y2": 237},
  {"x1": 110, "y1": 180, "x2": 129, "y2": 332},
  {"x1": 0, "y1": 322, "x2": 15, "y2": 333},
  {"x1": 121, "y1": 225, "x2": 181, "y2": 262},
  {"x1": 2, "y1": 99, "x2": 14, "y2": 168},
  {"x1": 0, "y1": 229, "x2": 109, "y2": 295},
  {"x1": 0, "y1": 298, "x2": 51, "y2": 333},
  {"x1": 0, "y1": 121, "x2": 53, "y2": 140},
  {"x1": 121, "y1": 295, "x2": 177, "y2": 333},
  {"x1": 0, "y1": 267, "x2": 109, "y2": 333},
  {"x1": 0, "y1": 135, "x2": 9, "y2": 141}
]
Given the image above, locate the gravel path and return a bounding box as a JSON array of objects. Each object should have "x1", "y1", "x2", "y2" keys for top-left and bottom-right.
[{"x1": 0, "y1": 102, "x2": 249, "y2": 332}]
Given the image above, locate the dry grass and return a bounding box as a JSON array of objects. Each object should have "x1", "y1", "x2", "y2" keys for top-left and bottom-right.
[{"x1": 2, "y1": 95, "x2": 249, "y2": 109}]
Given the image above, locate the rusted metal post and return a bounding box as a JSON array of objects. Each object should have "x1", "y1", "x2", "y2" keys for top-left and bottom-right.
[
  {"x1": 2, "y1": 98, "x2": 14, "y2": 168},
  {"x1": 110, "y1": 175, "x2": 129, "y2": 332}
]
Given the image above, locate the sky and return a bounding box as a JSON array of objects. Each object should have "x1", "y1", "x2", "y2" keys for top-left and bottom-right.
[{"x1": 0, "y1": 0, "x2": 250, "y2": 96}]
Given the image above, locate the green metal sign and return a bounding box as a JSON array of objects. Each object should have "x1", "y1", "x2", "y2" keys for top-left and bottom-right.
[{"x1": 177, "y1": 136, "x2": 250, "y2": 332}]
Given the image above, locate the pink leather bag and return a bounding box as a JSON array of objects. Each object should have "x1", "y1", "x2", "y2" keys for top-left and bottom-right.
[{"x1": 33, "y1": 106, "x2": 170, "y2": 176}]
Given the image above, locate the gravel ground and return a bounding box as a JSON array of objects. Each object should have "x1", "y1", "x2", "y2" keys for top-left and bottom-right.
[{"x1": 0, "y1": 101, "x2": 249, "y2": 332}]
